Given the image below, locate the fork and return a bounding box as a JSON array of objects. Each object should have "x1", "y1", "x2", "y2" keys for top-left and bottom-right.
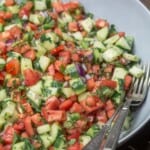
[
  {"x1": 102, "y1": 63, "x2": 150, "y2": 150},
  {"x1": 83, "y1": 64, "x2": 150, "y2": 150}
]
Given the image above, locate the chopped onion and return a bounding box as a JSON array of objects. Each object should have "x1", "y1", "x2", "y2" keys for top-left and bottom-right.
[
  {"x1": 76, "y1": 63, "x2": 85, "y2": 76},
  {"x1": 85, "y1": 74, "x2": 91, "y2": 80}
]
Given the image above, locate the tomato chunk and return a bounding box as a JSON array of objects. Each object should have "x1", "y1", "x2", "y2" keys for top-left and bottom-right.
[
  {"x1": 59, "y1": 99, "x2": 73, "y2": 110},
  {"x1": 6, "y1": 59, "x2": 20, "y2": 75},
  {"x1": 5, "y1": 0, "x2": 15, "y2": 6},
  {"x1": 50, "y1": 45, "x2": 65, "y2": 55},
  {"x1": 24, "y1": 116, "x2": 34, "y2": 136},
  {"x1": 24, "y1": 50, "x2": 36, "y2": 60},
  {"x1": 124, "y1": 75, "x2": 132, "y2": 90},
  {"x1": 100, "y1": 79, "x2": 117, "y2": 89},
  {"x1": 24, "y1": 69, "x2": 41, "y2": 86}
]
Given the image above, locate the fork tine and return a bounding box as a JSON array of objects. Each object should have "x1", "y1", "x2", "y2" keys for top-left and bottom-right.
[{"x1": 137, "y1": 64, "x2": 146, "y2": 93}]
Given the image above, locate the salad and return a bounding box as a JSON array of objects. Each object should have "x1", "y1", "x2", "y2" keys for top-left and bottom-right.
[{"x1": 0, "y1": 0, "x2": 144, "y2": 150}]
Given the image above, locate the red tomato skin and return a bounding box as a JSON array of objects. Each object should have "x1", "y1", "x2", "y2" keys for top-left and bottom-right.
[
  {"x1": 100, "y1": 79, "x2": 117, "y2": 89},
  {"x1": 54, "y1": 72, "x2": 64, "y2": 81},
  {"x1": 24, "y1": 116, "x2": 34, "y2": 136},
  {"x1": 70, "y1": 102, "x2": 83, "y2": 113},
  {"x1": 24, "y1": 50, "x2": 36, "y2": 60},
  {"x1": 59, "y1": 99, "x2": 73, "y2": 110},
  {"x1": 5, "y1": 0, "x2": 15, "y2": 6},
  {"x1": 50, "y1": 45, "x2": 65, "y2": 55},
  {"x1": 124, "y1": 75, "x2": 132, "y2": 90},
  {"x1": 23, "y1": 69, "x2": 41, "y2": 86},
  {"x1": 105, "y1": 100, "x2": 114, "y2": 111}
]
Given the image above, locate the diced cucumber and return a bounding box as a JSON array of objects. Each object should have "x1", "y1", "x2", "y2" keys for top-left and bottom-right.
[
  {"x1": 102, "y1": 47, "x2": 122, "y2": 62},
  {"x1": 129, "y1": 65, "x2": 144, "y2": 78},
  {"x1": 112, "y1": 67, "x2": 128, "y2": 80},
  {"x1": 62, "y1": 32, "x2": 73, "y2": 42},
  {"x1": 34, "y1": 0, "x2": 47, "y2": 11},
  {"x1": 35, "y1": 40, "x2": 47, "y2": 57},
  {"x1": 93, "y1": 49, "x2": 103, "y2": 63},
  {"x1": 7, "y1": 52, "x2": 21, "y2": 60},
  {"x1": 40, "y1": 134, "x2": 52, "y2": 148},
  {"x1": 21, "y1": 57, "x2": 33, "y2": 73},
  {"x1": 29, "y1": 81, "x2": 43, "y2": 95},
  {"x1": 80, "y1": 135, "x2": 91, "y2": 146},
  {"x1": 50, "y1": 123, "x2": 60, "y2": 143},
  {"x1": 39, "y1": 56, "x2": 50, "y2": 72},
  {"x1": 115, "y1": 79, "x2": 125, "y2": 93},
  {"x1": 53, "y1": 135, "x2": 66, "y2": 150},
  {"x1": 123, "y1": 116, "x2": 131, "y2": 130},
  {"x1": 78, "y1": 92, "x2": 91, "y2": 102},
  {"x1": 80, "y1": 17, "x2": 94, "y2": 32},
  {"x1": 4, "y1": 24, "x2": 22, "y2": 31},
  {"x1": 0, "y1": 115, "x2": 5, "y2": 129},
  {"x1": 0, "y1": 58, "x2": 5, "y2": 70},
  {"x1": 44, "y1": 87, "x2": 59, "y2": 97},
  {"x1": 70, "y1": 78, "x2": 86, "y2": 95},
  {"x1": 112, "y1": 91, "x2": 125, "y2": 105},
  {"x1": 72, "y1": 32, "x2": 83, "y2": 41},
  {"x1": 65, "y1": 63, "x2": 79, "y2": 78},
  {"x1": 43, "y1": 41, "x2": 56, "y2": 50},
  {"x1": 45, "y1": 32, "x2": 59, "y2": 43},
  {"x1": 37, "y1": 124, "x2": 51, "y2": 134},
  {"x1": 96, "y1": 26, "x2": 109, "y2": 41},
  {"x1": 62, "y1": 88, "x2": 75, "y2": 98},
  {"x1": 104, "y1": 34, "x2": 120, "y2": 45},
  {"x1": 116, "y1": 37, "x2": 131, "y2": 51},
  {"x1": 29, "y1": 14, "x2": 44, "y2": 25},
  {"x1": 125, "y1": 36, "x2": 134, "y2": 48},
  {"x1": 0, "y1": 24, "x2": 3, "y2": 32},
  {"x1": 12, "y1": 141, "x2": 25, "y2": 150},
  {"x1": 7, "y1": 5, "x2": 20, "y2": 14},
  {"x1": 0, "y1": 89, "x2": 7, "y2": 101},
  {"x1": 43, "y1": 76, "x2": 53, "y2": 87},
  {"x1": 123, "y1": 53, "x2": 139, "y2": 62},
  {"x1": 86, "y1": 124, "x2": 100, "y2": 138},
  {"x1": 61, "y1": 12, "x2": 72, "y2": 23},
  {"x1": 93, "y1": 40, "x2": 106, "y2": 51}
]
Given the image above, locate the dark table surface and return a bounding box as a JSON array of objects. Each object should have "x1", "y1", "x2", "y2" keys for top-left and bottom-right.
[{"x1": 117, "y1": 1, "x2": 150, "y2": 150}]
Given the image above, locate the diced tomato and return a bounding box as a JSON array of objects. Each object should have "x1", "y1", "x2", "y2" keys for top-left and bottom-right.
[
  {"x1": 68, "y1": 21, "x2": 79, "y2": 32},
  {"x1": 71, "y1": 53, "x2": 80, "y2": 62},
  {"x1": 1, "y1": 31, "x2": 12, "y2": 40},
  {"x1": 124, "y1": 75, "x2": 132, "y2": 90},
  {"x1": 107, "y1": 109, "x2": 115, "y2": 119},
  {"x1": 59, "y1": 99, "x2": 73, "y2": 110},
  {"x1": 2, "y1": 126, "x2": 15, "y2": 144},
  {"x1": 63, "y1": 1, "x2": 79, "y2": 11},
  {"x1": 7, "y1": 77, "x2": 20, "y2": 87},
  {"x1": 9, "y1": 26, "x2": 22, "y2": 39},
  {"x1": 31, "y1": 113, "x2": 42, "y2": 126},
  {"x1": 4, "y1": 12, "x2": 13, "y2": 19},
  {"x1": 6, "y1": 59, "x2": 20, "y2": 75},
  {"x1": 95, "y1": 19, "x2": 109, "y2": 28},
  {"x1": 104, "y1": 64, "x2": 114, "y2": 73},
  {"x1": 100, "y1": 79, "x2": 117, "y2": 89},
  {"x1": 5, "y1": 0, "x2": 15, "y2": 6},
  {"x1": 96, "y1": 110, "x2": 108, "y2": 123},
  {"x1": 54, "y1": 60, "x2": 64, "y2": 72},
  {"x1": 24, "y1": 50, "x2": 36, "y2": 60},
  {"x1": 24, "y1": 69, "x2": 41, "y2": 86},
  {"x1": 13, "y1": 122, "x2": 25, "y2": 132},
  {"x1": 67, "y1": 142, "x2": 81, "y2": 150},
  {"x1": 92, "y1": 64, "x2": 100, "y2": 74},
  {"x1": 48, "y1": 64, "x2": 55, "y2": 76},
  {"x1": 0, "y1": 41, "x2": 7, "y2": 54},
  {"x1": 67, "y1": 130, "x2": 81, "y2": 140},
  {"x1": 23, "y1": 103, "x2": 34, "y2": 115},
  {"x1": 50, "y1": 45, "x2": 65, "y2": 55},
  {"x1": 24, "y1": 116, "x2": 34, "y2": 136},
  {"x1": 21, "y1": 132, "x2": 29, "y2": 138},
  {"x1": 105, "y1": 100, "x2": 115, "y2": 111},
  {"x1": 0, "y1": 18, "x2": 5, "y2": 24},
  {"x1": 42, "y1": 110, "x2": 66, "y2": 122},
  {"x1": 1, "y1": 145, "x2": 11, "y2": 150},
  {"x1": 27, "y1": 23, "x2": 38, "y2": 30},
  {"x1": 52, "y1": 2, "x2": 64, "y2": 13},
  {"x1": 0, "y1": 144, "x2": 3, "y2": 150},
  {"x1": 45, "y1": 96, "x2": 60, "y2": 110},
  {"x1": 54, "y1": 27, "x2": 62, "y2": 37},
  {"x1": 0, "y1": 11, "x2": 5, "y2": 19},
  {"x1": 69, "y1": 95, "x2": 78, "y2": 101},
  {"x1": 54, "y1": 71, "x2": 64, "y2": 81},
  {"x1": 23, "y1": 1, "x2": 33, "y2": 11},
  {"x1": 118, "y1": 32, "x2": 125, "y2": 37},
  {"x1": 59, "y1": 51, "x2": 71, "y2": 64},
  {"x1": 70, "y1": 102, "x2": 83, "y2": 113},
  {"x1": 87, "y1": 78, "x2": 96, "y2": 91},
  {"x1": 19, "y1": 8, "x2": 29, "y2": 18}
]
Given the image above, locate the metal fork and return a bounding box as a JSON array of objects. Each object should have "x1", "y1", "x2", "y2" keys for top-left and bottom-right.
[{"x1": 102, "y1": 63, "x2": 150, "y2": 150}]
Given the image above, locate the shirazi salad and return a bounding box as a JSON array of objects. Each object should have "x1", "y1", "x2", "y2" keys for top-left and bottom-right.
[{"x1": 0, "y1": 0, "x2": 144, "y2": 149}]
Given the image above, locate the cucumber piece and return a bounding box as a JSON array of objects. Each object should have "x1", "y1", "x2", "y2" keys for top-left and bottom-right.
[
  {"x1": 125, "y1": 36, "x2": 134, "y2": 48},
  {"x1": 102, "y1": 47, "x2": 122, "y2": 62},
  {"x1": 0, "y1": 24, "x2": 3, "y2": 32},
  {"x1": 7, "y1": 5, "x2": 20, "y2": 14},
  {"x1": 43, "y1": 87, "x2": 59, "y2": 97},
  {"x1": 50, "y1": 123, "x2": 60, "y2": 143},
  {"x1": 80, "y1": 135, "x2": 91, "y2": 146},
  {"x1": 93, "y1": 40, "x2": 106, "y2": 51},
  {"x1": 70, "y1": 78, "x2": 86, "y2": 95},
  {"x1": 123, "y1": 53, "x2": 139, "y2": 62},
  {"x1": 72, "y1": 32, "x2": 83, "y2": 41},
  {"x1": 62, "y1": 32, "x2": 73, "y2": 42},
  {"x1": 112, "y1": 91, "x2": 125, "y2": 105},
  {"x1": 43, "y1": 41, "x2": 56, "y2": 50},
  {"x1": 78, "y1": 92, "x2": 91, "y2": 102},
  {"x1": 62, "y1": 88, "x2": 75, "y2": 98},
  {"x1": 61, "y1": 12, "x2": 72, "y2": 23},
  {"x1": 0, "y1": 58, "x2": 5, "y2": 70},
  {"x1": 0, "y1": 89, "x2": 7, "y2": 101},
  {"x1": 96, "y1": 26, "x2": 109, "y2": 41},
  {"x1": 53, "y1": 135, "x2": 66, "y2": 150},
  {"x1": 21, "y1": 57, "x2": 33, "y2": 73},
  {"x1": 40, "y1": 134, "x2": 52, "y2": 148},
  {"x1": 93, "y1": 49, "x2": 103, "y2": 63},
  {"x1": 116, "y1": 37, "x2": 131, "y2": 51},
  {"x1": 86, "y1": 124, "x2": 100, "y2": 138},
  {"x1": 45, "y1": 32, "x2": 59, "y2": 43},
  {"x1": 37, "y1": 124, "x2": 51, "y2": 134},
  {"x1": 39, "y1": 56, "x2": 50, "y2": 72},
  {"x1": 65, "y1": 63, "x2": 79, "y2": 78},
  {"x1": 35, "y1": 40, "x2": 47, "y2": 57},
  {"x1": 129, "y1": 66, "x2": 144, "y2": 78},
  {"x1": 80, "y1": 17, "x2": 94, "y2": 32},
  {"x1": 7, "y1": 52, "x2": 21, "y2": 60},
  {"x1": 0, "y1": 115, "x2": 5, "y2": 129},
  {"x1": 29, "y1": 81, "x2": 43, "y2": 95},
  {"x1": 43, "y1": 76, "x2": 53, "y2": 87},
  {"x1": 34, "y1": 0, "x2": 47, "y2": 11},
  {"x1": 12, "y1": 142, "x2": 25, "y2": 150},
  {"x1": 29, "y1": 14, "x2": 44, "y2": 25},
  {"x1": 4, "y1": 24, "x2": 22, "y2": 31},
  {"x1": 112, "y1": 67, "x2": 128, "y2": 80},
  {"x1": 104, "y1": 34, "x2": 120, "y2": 45}
]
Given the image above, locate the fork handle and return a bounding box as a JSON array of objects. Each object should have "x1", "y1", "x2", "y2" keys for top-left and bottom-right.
[{"x1": 103, "y1": 100, "x2": 131, "y2": 150}]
